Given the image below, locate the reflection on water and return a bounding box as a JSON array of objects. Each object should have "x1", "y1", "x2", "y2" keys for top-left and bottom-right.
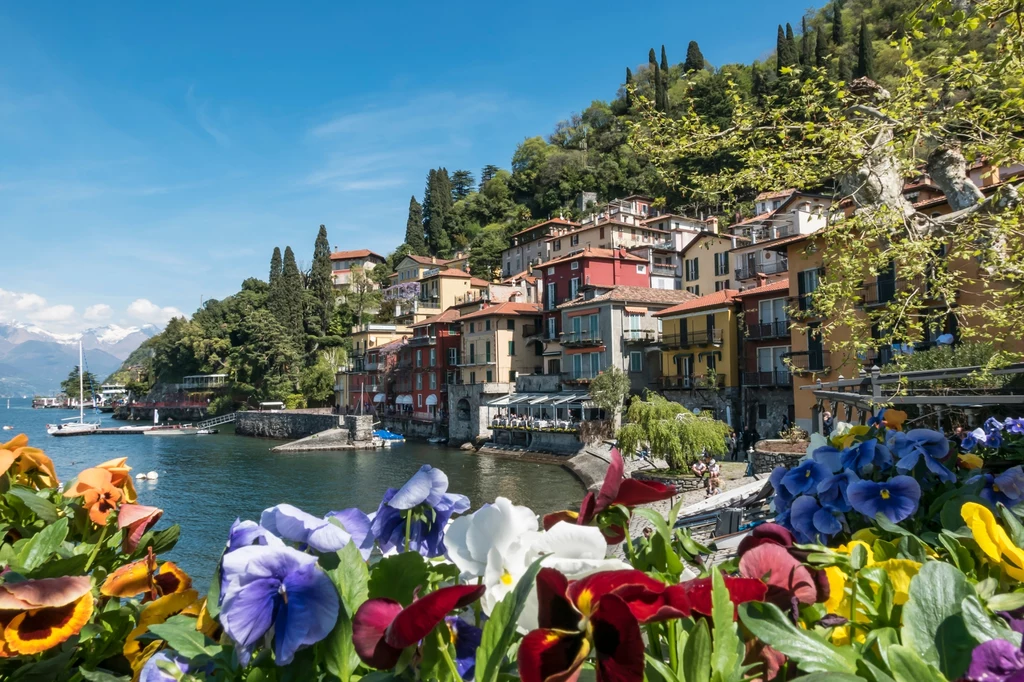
[{"x1": 3, "y1": 399, "x2": 582, "y2": 587}]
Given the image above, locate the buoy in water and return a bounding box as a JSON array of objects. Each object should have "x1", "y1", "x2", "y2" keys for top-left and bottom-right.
[
  {"x1": 135, "y1": 473, "x2": 147, "y2": 479},
  {"x1": 146, "y1": 471, "x2": 159, "y2": 480},
  {"x1": 2, "y1": 426, "x2": 12, "y2": 430}
]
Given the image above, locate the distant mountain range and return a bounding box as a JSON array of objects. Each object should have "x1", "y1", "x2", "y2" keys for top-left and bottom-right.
[{"x1": 0, "y1": 323, "x2": 161, "y2": 396}]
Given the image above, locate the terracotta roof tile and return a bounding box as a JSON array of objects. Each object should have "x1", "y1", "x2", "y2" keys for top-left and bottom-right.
[
  {"x1": 405, "y1": 254, "x2": 454, "y2": 266},
  {"x1": 457, "y1": 301, "x2": 543, "y2": 321},
  {"x1": 653, "y1": 290, "x2": 741, "y2": 316},
  {"x1": 733, "y1": 280, "x2": 790, "y2": 298},
  {"x1": 754, "y1": 189, "x2": 797, "y2": 202},
  {"x1": 511, "y1": 218, "x2": 579, "y2": 237},
  {"x1": 421, "y1": 267, "x2": 472, "y2": 279},
  {"x1": 469, "y1": 277, "x2": 491, "y2": 287},
  {"x1": 502, "y1": 269, "x2": 538, "y2": 285},
  {"x1": 330, "y1": 249, "x2": 385, "y2": 261},
  {"x1": 557, "y1": 286, "x2": 697, "y2": 309},
  {"x1": 410, "y1": 308, "x2": 461, "y2": 328},
  {"x1": 536, "y1": 246, "x2": 647, "y2": 269}
]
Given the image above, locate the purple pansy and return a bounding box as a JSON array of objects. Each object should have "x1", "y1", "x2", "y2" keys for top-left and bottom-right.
[
  {"x1": 371, "y1": 465, "x2": 470, "y2": 557},
  {"x1": 770, "y1": 466, "x2": 794, "y2": 511},
  {"x1": 965, "y1": 638, "x2": 1024, "y2": 682},
  {"x1": 219, "y1": 544, "x2": 339, "y2": 665},
  {"x1": 972, "y1": 466, "x2": 1024, "y2": 508},
  {"x1": 1006, "y1": 418, "x2": 1024, "y2": 436},
  {"x1": 888, "y1": 428, "x2": 955, "y2": 483},
  {"x1": 789, "y1": 494, "x2": 843, "y2": 544},
  {"x1": 812, "y1": 446, "x2": 843, "y2": 473},
  {"x1": 817, "y1": 469, "x2": 859, "y2": 512},
  {"x1": 327, "y1": 508, "x2": 376, "y2": 559},
  {"x1": 227, "y1": 518, "x2": 285, "y2": 552},
  {"x1": 781, "y1": 459, "x2": 832, "y2": 497},
  {"x1": 840, "y1": 438, "x2": 892, "y2": 475},
  {"x1": 964, "y1": 427, "x2": 999, "y2": 453},
  {"x1": 847, "y1": 475, "x2": 921, "y2": 523},
  {"x1": 987, "y1": 417, "x2": 1006, "y2": 433},
  {"x1": 447, "y1": 616, "x2": 483, "y2": 680},
  {"x1": 140, "y1": 651, "x2": 198, "y2": 682},
  {"x1": 260, "y1": 503, "x2": 360, "y2": 554}
]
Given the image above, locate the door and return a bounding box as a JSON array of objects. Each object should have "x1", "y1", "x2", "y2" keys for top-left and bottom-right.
[
  {"x1": 807, "y1": 327, "x2": 824, "y2": 370},
  {"x1": 547, "y1": 282, "x2": 556, "y2": 310},
  {"x1": 877, "y1": 262, "x2": 896, "y2": 304},
  {"x1": 572, "y1": 354, "x2": 583, "y2": 379},
  {"x1": 571, "y1": 316, "x2": 582, "y2": 342},
  {"x1": 589, "y1": 314, "x2": 600, "y2": 342},
  {"x1": 547, "y1": 316, "x2": 556, "y2": 340},
  {"x1": 757, "y1": 347, "x2": 773, "y2": 385},
  {"x1": 745, "y1": 252, "x2": 757, "y2": 277},
  {"x1": 773, "y1": 346, "x2": 790, "y2": 384}
]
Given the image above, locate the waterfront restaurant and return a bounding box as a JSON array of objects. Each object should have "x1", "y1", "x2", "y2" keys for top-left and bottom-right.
[{"x1": 484, "y1": 390, "x2": 601, "y2": 451}]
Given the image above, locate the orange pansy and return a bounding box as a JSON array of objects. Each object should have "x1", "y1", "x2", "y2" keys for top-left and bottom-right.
[
  {"x1": 0, "y1": 435, "x2": 59, "y2": 489},
  {"x1": 96, "y1": 457, "x2": 137, "y2": 504},
  {"x1": 101, "y1": 556, "x2": 192, "y2": 600},
  {"x1": 65, "y1": 467, "x2": 122, "y2": 525},
  {"x1": 2, "y1": 591, "x2": 94, "y2": 655}
]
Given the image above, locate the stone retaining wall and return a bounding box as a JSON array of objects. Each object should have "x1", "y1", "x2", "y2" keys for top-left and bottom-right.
[
  {"x1": 381, "y1": 417, "x2": 443, "y2": 440},
  {"x1": 236, "y1": 411, "x2": 341, "y2": 439}
]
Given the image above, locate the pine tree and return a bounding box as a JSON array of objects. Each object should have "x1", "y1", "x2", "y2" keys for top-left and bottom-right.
[
  {"x1": 426, "y1": 169, "x2": 454, "y2": 258},
  {"x1": 838, "y1": 55, "x2": 853, "y2": 82},
  {"x1": 660, "y1": 45, "x2": 670, "y2": 111},
  {"x1": 451, "y1": 170, "x2": 475, "y2": 200},
  {"x1": 855, "y1": 19, "x2": 874, "y2": 79},
  {"x1": 684, "y1": 41, "x2": 705, "y2": 72},
  {"x1": 800, "y1": 18, "x2": 811, "y2": 66},
  {"x1": 269, "y1": 247, "x2": 282, "y2": 287},
  {"x1": 625, "y1": 67, "x2": 634, "y2": 108},
  {"x1": 816, "y1": 26, "x2": 829, "y2": 68},
  {"x1": 404, "y1": 195, "x2": 426, "y2": 255},
  {"x1": 479, "y1": 165, "x2": 499, "y2": 188},
  {"x1": 832, "y1": 0, "x2": 844, "y2": 47},
  {"x1": 776, "y1": 25, "x2": 787, "y2": 76},
  {"x1": 309, "y1": 225, "x2": 334, "y2": 336},
  {"x1": 786, "y1": 24, "x2": 797, "y2": 67}
]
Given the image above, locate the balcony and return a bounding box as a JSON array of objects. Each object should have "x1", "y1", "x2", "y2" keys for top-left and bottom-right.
[
  {"x1": 859, "y1": 277, "x2": 947, "y2": 308},
  {"x1": 735, "y1": 258, "x2": 789, "y2": 281},
  {"x1": 787, "y1": 294, "x2": 821, "y2": 320},
  {"x1": 659, "y1": 329, "x2": 723, "y2": 349},
  {"x1": 651, "y1": 264, "x2": 677, "y2": 277},
  {"x1": 459, "y1": 354, "x2": 495, "y2": 367},
  {"x1": 408, "y1": 334, "x2": 436, "y2": 347},
  {"x1": 743, "y1": 370, "x2": 793, "y2": 387},
  {"x1": 622, "y1": 329, "x2": 659, "y2": 344},
  {"x1": 560, "y1": 330, "x2": 604, "y2": 348},
  {"x1": 657, "y1": 374, "x2": 723, "y2": 389},
  {"x1": 417, "y1": 296, "x2": 441, "y2": 309},
  {"x1": 455, "y1": 291, "x2": 490, "y2": 306},
  {"x1": 787, "y1": 351, "x2": 831, "y2": 373},
  {"x1": 744, "y1": 319, "x2": 790, "y2": 340},
  {"x1": 560, "y1": 370, "x2": 602, "y2": 386},
  {"x1": 659, "y1": 375, "x2": 691, "y2": 389}
]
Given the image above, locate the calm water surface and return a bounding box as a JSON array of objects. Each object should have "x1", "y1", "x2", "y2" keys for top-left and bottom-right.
[{"x1": 2, "y1": 398, "x2": 583, "y2": 587}]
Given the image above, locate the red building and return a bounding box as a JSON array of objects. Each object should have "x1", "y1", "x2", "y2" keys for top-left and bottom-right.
[
  {"x1": 734, "y1": 280, "x2": 795, "y2": 435},
  {"x1": 407, "y1": 308, "x2": 462, "y2": 421},
  {"x1": 537, "y1": 247, "x2": 651, "y2": 342}
]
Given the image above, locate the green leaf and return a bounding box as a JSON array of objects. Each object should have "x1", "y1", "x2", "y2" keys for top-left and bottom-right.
[
  {"x1": 790, "y1": 675, "x2": 865, "y2": 682},
  {"x1": 324, "y1": 543, "x2": 370, "y2": 682},
  {"x1": 13, "y1": 517, "x2": 68, "y2": 573},
  {"x1": 998, "y1": 503, "x2": 1024, "y2": 548},
  {"x1": 205, "y1": 552, "x2": 224, "y2": 620},
  {"x1": 986, "y1": 592, "x2": 1024, "y2": 612},
  {"x1": 645, "y1": 653, "x2": 680, "y2": 682},
  {"x1": 682, "y1": 619, "x2": 711, "y2": 682},
  {"x1": 368, "y1": 552, "x2": 428, "y2": 606},
  {"x1": 147, "y1": 614, "x2": 220, "y2": 660},
  {"x1": 738, "y1": 601, "x2": 858, "y2": 674},
  {"x1": 873, "y1": 512, "x2": 917, "y2": 538},
  {"x1": 900, "y1": 561, "x2": 978, "y2": 679},
  {"x1": 710, "y1": 568, "x2": 744, "y2": 682},
  {"x1": 6, "y1": 487, "x2": 58, "y2": 523},
  {"x1": 79, "y1": 669, "x2": 130, "y2": 682},
  {"x1": 476, "y1": 556, "x2": 545, "y2": 682},
  {"x1": 150, "y1": 524, "x2": 181, "y2": 555},
  {"x1": 961, "y1": 595, "x2": 1022, "y2": 646},
  {"x1": 886, "y1": 644, "x2": 948, "y2": 682},
  {"x1": 635, "y1": 507, "x2": 673, "y2": 542},
  {"x1": 27, "y1": 552, "x2": 90, "y2": 579}
]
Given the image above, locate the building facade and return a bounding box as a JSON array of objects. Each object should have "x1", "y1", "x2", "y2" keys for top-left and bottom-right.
[
  {"x1": 734, "y1": 280, "x2": 795, "y2": 437},
  {"x1": 502, "y1": 218, "x2": 578, "y2": 278},
  {"x1": 457, "y1": 302, "x2": 544, "y2": 384},
  {"x1": 329, "y1": 249, "x2": 386, "y2": 289}
]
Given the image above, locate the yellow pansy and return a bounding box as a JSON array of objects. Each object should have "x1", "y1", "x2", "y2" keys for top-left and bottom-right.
[
  {"x1": 962, "y1": 502, "x2": 1024, "y2": 581},
  {"x1": 840, "y1": 425, "x2": 874, "y2": 449},
  {"x1": 959, "y1": 454, "x2": 984, "y2": 470},
  {"x1": 870, "y1": 559, "x2": 920, "y2": 605},
  {"x1": 835, "y1": 539, "x2": 875, "y2": 565},
  {"x1": 851, "y1": 528, "x2": 881, "y2": 546}
]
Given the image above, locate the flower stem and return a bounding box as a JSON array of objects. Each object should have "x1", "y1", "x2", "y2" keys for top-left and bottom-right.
[
  {"x1": 437, "y1": 630, "x2": 462, "y2": 681},
  {"x1": 84, "y1": 523, "x2": 111, "y2": 573},
  {"x1": 667, "y1": 621, "x2": 679, "y2": 673},
  {"x1": 404, "y1": 511, "x2": 413, "y2": 553},
  {"x1": 646, "y1": 623, "x2": 663, "y2": 660}
]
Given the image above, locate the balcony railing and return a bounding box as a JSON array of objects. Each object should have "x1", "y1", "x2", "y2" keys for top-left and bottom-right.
[
  {"x1": 408, "y1": 334, "x2": 436, "y2": 347},
  {"x1": 744, "y1": 319, "x2": 790, "y2": 340},
  {"x1": 787, "y1": 351, "x2": 831, "y2": 373},
  {"x1": 622, "y1": 329, "x2": 659, "y2": 344},
  {"x1": 651, "y1": 265, "x2": 677, "y2": 277},
  {"x1": 561, "y1": 371, "x2": 598, "y2": 385},
  {"x1": 657, "y1": 374, "x2": 724, "y2": 389},
  {"x1": 743, "y1": 370, "x2": 793, "y2": 387},
  {"x1": 660, "y1": 329, "x2": 723, "y2": 348},
  {"x1": 736, "y1": 258, "x2": 788, "y2": 281},
  {"x1": 459, "y1": 354, "x2": 495, "y2": 367},
  {"x1": 659, "y1": 375, "x2": 691, "y2": 389},
  {"x1": 560, "y1": 331, "x2": 604, "y2": 348},
  {"x1": 417, "y1": 296, "x2": 441, "y2": 308}
]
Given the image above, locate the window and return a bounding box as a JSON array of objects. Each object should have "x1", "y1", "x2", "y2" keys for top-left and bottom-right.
[
  {"x1": 599, "y1": 227, "x2": 605, "y2": 240},
  {"x1": 590, "y1": 352, "x2": 601, "y2": 377},
  {"x1": 685, "y1": 258, "x2": 700, "y2": 281},
  {"x1": 416, "y1": 350, "x2": 422, "y2": 367},
  {"x1": 418, "y1": 394, "x2": 423, "y2": 408},
  {"x1": 759, "y1": 298, "x2": 787, "y2": 324},
  {"x1": 547, "y1": 317, "x2": 557, "y2": 339},
  {"x1": 485, "y1": 341, "x2": 491, "y2": 363},
  {"x1": 416, "y1": 374, "x2": 423, "y2": 390},
  {"x1": 758, "y1": 404, "x2": 768, "y2": 419},
  {"x1": 637, "y1": 264, "x2": 647, "y2": 274},
  {"x1": 706, "y1": 353, "x2": 716, "y2": 371},
  {"x1": 570, "y1": 234, "x2": 579, "y2": 246},
  {"x1": 448, "y1": 348, "x2": 458, "y2": 365},
  {"x1": 507, "y1": 319, "x2": 515, "y2": 331},
  {"x1": 486, "y1": 370, "x2": 493, "y2": 382},
  {"x1": 546, "y1": 282, "x2": 557, "y2": 310},
  {"x1": 714, "y1": 252, "x2": 729, "y2": 276},
  {"x1": 772, "y1": 200, "x2": 781, "y2": 210},
  {"x1": 686, "y1": 285, "x2": 700, "y2": 295},
  {"x1": 570, "y1": 278, "x2": 580, "y2": 299},
  {"x1": 485, "y1": 319, "x2": 491, "y2": 331},
  {"x1": 470, "y1": 372, "x2": 476, "y2": 384},
  {"x1": 469, "y1": 342, "x2": 475, "y2": 362},
  {"x1": 572, "y1": 354, "x2": 583, "y2": 378},
  {"x1": 553, "y1": 239, "x2": 562, "y2": 252},
  {"x1": 430, "y1": 373, "x2": 437, "y2": 389},
  {"x1": 588, "y1": 314, "x2": 600, "y2": 340},
  {"x1": 508, "y1": 340, "x2": 515, "y2": 356},
  {"x1": 715, "y1": 280, "x2": 729, "y2": 292},
  {"x1": 571, "y1": 261, "x2": 580, "y2": 270},
  {"x1": 429, "y1": 348, "x2": 436, "y2": 366},
  {"x1": 469, "y1": 322, "x2": 475, "y2": 333},
  {"x1": 629, "y1": 351, "x2": 642, "y2": 372},
  {"x1": 547, "y1": 267, "x2": 555, "y2": 276}
]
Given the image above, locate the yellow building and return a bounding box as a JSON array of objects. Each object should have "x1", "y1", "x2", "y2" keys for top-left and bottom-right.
[
  {"x1": 678, "y1": 233, "x2": 747, "y2": 297},
  {"x1": 457, "y1": 302, "x2": 544, "y2": 384},
  {"x1": 335, "y1": 323, "x2": 411, "y2": 410},
  {"x1": 395, "y1": 268, "x2": 489, "y2": 326},
  {"x1": 653, "y1": 290, "x2": 742, "y2": 425}
]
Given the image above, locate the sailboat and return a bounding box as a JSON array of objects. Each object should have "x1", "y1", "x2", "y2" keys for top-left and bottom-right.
[{"x1": 46, "y1": 341, "x2": 100, "y2": 437}]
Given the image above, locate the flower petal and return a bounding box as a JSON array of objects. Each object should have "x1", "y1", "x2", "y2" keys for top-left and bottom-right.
[
  {"x1": 592, "y1": 594, "x2": 645, "y2": 682},
  {"x1": 118, "y1": 504, "x2": 163, "y2": 553},
  {"x1": 385, "y1": 584, "x2": 485, "y2": 650},
  {"x1": 1, "y1": 576, "x2": 92, "y2": 609},
  {"x1": 541, "y1": 510, "x2": 579, "y2": 530},
  {"x1": 4, "y1": 591, "x2": 93, "y2": 655},
  {"x1": 595, "y1": 448, "x2": 626, "y2": 514},
  {"x1": 274, "y1": 562, "x2": 340, "y2": 665},
  {"x1": 388, "y1": 465, "x2": 449, "y2": 510},
  {"x1": 679, "y1": 576, "x2": 768, "y2": 618},
  {"x1": 518, "y1": 629, "x2": 589, "y2": 682},
  {"x1": 535, "y1": 568, "x2": 579, "y2": 631},
  {"x1": 353, "y1": 598, "x2": 404, "y2": 669}
]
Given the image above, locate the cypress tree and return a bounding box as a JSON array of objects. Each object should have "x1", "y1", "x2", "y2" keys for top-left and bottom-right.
[
  {"x1": 422, "y1": 169, "x2": 436, "y2": 247},
  {"x1": 625, "y1": 67, "x2": 634, "y2": 108},
  {"x1": 855, "y1": 19, "x2": 874, "y2": 79},
  {"x1": 776, "y1": 25, "x2": 787, "y2": 76},
  {"x1": 684, "y1": 41, "x2": 705, "y2": 72},
  {"x1": 816, "y1": 26, "x2": 829, "y2": 68},
  {"x1": 281, "y1": 246, "x2": 305, "y2": 349},
  {"x1": 786, "y1": 24, "x2": 797, "y2": 66},
  {"x1": 309, "y1": 225, "x2": 334, "y2": 336},
  {"x1": 838, "y1": 55, "x2": 853, "y2": 82},
  {"x1": 649, "y1": 49, "x2": 662, "y2": 111},
  {"x1": 832, "y1": 0, "x2": 844, "y2": 46},
  {"x1": 660, "y1": 45, "x2": 670, "y2": 111},
  {"x1": 405, "y1": 195, "x2": 426, "y2": 255},
  {"x1": 269, "y1": 247, "x2": 282, "y2": 287},
  {"x1": 800, "y1": 18, "x2": 810, "y2": 66},
  {"x1": 426, "y1": 169, "x2": 454, "y2": 257}
]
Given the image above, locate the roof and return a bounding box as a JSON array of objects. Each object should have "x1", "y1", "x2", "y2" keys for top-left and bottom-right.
[
  {"x1": 421, "y1": 267, "x2": 472, "y2": 279},
  {"x1": 502, "y1": 269, "x2": 538, "y2": 285},
  {"x1": 730, "y1": 230, "x2": 820, "y2": 253},
  {"x1": 511, "y1": 217, "x2": 579, "y2": 238},
  {"x1": 469, "y1": 277, "x2": 491, "y2": 287},
  {"x1": 677, "y1": 231, "x2": 742, "y2": 259},
  {"x1": 536, "y1": 246, "x2": 647, "y2": 269},
  {"x1": 730, "y1": 211, "x2": 776, "y2": 227},
  {"x1": 640, "y1": 213, "x2": 710, "y2": 226},
  {"x1": 410, "y1": 308, "x2": 461, "y2": 328},
  {"x1": 755, "y1": 189, "x2": 797, "y2": 202},
  {"x1": 558, "y1": 286, "x2": 697, "y2": 309},
  {"x1": 732, "y1": 280, "x2": 790, "y2": 298},
  {"x1": 653, "y1": 290, "x2": 742, "y2": 317},
  {"x1": 376, "y1": 338, "x2": 408, "y2": 354},
  {"x1": 545, "y1": 221, "x2": 670, "y2": 242},
  {"x1": 330, "y1": 249, "x2": 384, "y2": 261},
  {"x1": 403, "y1": 254, "x2": 453, "y2": 266},
  {"x1": 457, "y1": 301, "x2": 543, "y2": 321}
]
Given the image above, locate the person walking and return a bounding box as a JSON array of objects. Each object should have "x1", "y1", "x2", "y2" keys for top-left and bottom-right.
[{"x1": 822, "y1": 411, "x2": 834, "y2": 437}]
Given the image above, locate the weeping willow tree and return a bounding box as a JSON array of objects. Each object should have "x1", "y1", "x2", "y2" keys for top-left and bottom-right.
[
  {"x1": 617, "y1": 392, "x2": 730, "y2": 469},
  {"x1": 628, "y1": 0, "x2": 1024, "y2": 367}
]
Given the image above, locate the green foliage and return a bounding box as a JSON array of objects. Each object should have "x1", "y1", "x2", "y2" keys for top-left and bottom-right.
[
  {"x1": 309, "y1": 225, "x2": 335, "y2": 337},
  {"x1": 684, "y1": 41, "x2": 705, "y2": 72},
  {"x1": 283, "y1": 393, "x2": 306, "y2": 409},
  {"x1": 299, "y1": 359, "x2": 335, "y2": 406},
  {"x1": 404, "y1": 195, "x2": 426, "y2": 255},
  {"x1": 60, "y1": 367, "x2": 101, "y2": 399},
  {"x1": 616, "y1": 392, "x2": 730, "y2": 468},
  {"x1": 269, "y1": 247, "x2": 282, "y2": 287},
  {"x1": 854, "y1": 18, "x2": 874, "y2": 78},
  {"x1": 424, "y1": 168, "x2": 455, "y2": 258},
  {"x1": 588, "y1": 367, "x2": 631, "y2": 427}
]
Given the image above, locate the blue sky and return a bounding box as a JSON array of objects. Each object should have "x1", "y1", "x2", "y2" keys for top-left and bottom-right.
[{"x1": 0, "y1": 0, "x2": 813, "y2": 333}]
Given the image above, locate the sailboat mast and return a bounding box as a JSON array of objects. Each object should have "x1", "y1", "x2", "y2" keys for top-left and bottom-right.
[{"x1": 78, "y1": 341, "x2": 84, "y2": 421}]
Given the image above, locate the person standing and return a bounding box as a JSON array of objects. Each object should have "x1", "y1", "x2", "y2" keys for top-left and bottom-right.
[{"x1": 822, "y1": 411, "x2": 834, "y2": 437}]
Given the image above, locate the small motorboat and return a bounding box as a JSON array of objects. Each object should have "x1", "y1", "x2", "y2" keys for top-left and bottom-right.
[
  {"x1": 373, "y1": 429, "x2": 405, "y2": 443},
  {"x1": 144, "y1": 427, "x2": 198, "y2": 436},
  {"x1": 196, "y1": 428, "x2": 218, "y2": 435}
]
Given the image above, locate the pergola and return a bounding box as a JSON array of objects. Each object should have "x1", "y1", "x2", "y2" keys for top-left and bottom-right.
[{"x1": 486, "y1": 392, "x2": 597, "y2": 425}]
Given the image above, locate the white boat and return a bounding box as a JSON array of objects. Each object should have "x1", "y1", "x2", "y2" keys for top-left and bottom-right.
[
  {"x1": 47, "y1": 342, "x2": 99, "y2": 437},
  {"x1": 196, "y1": 428, "x2": 218, "y2": 435},
  {"x1": 144, "y1": 428, "x2": 198, "y2": 436}
]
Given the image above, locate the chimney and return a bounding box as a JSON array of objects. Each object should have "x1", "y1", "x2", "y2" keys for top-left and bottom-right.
[
  {"x1": 431, "y1": 256, "x2": 436, "y2": 264},
  {"x1": 757, "y1": 274, "x2": 768, "y2": 288},
  {"x1": 708, "y1": 217, "x2": 719, "y2": 233}
]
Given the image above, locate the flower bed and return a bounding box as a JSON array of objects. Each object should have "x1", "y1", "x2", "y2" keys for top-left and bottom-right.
[{"x1": 3, "y1": 418, "x2": 1024, "y2": 682}]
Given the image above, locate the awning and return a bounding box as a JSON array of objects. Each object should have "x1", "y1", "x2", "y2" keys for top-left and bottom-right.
[
  {"x1": 425, "y1": 394, "x2": 438, "y2": 406},
  {"x1": 397, "y1": 395, "x2": 413, "y2": 405},
  {"x1": 373, "y1": 393, "x2": 386, "y2": 403},
  {"x1": 486, "y1": 392, "x2": 594, "y2": 408},
  {"x1": 624, "y1": 306, "x2": 647, "y2": 314}
]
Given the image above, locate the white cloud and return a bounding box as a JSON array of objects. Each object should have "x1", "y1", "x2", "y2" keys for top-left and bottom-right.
[
  {"x1": 127, "y1": 299, "x2": 184, "y2": 325},
  {"x1": 13, "y1": 293, "x2": 46, "y2": 311},
  {"x1": 83, "y1": 303, "x2": 112, "y2": 321},
  {"x1": 31, "y1": 304, "x2": 75, "y2": 322}
]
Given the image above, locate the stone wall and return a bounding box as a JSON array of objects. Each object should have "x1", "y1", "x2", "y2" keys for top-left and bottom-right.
[
  {"x1": 344, "y1": 415, "x2": 375, "y2": 443},
  {"x1": 741, "y1": 387, "x2": 794, "y2": 438},
  {"x1": 447, "y1": 382, "x2": 513, "y2": 444},
  {"x1": 236, "y1": 411, "x2": 340, "y2": 439},
  {"x1": 381, "y1": 417, "x2": 443, "y2": 440},
  {"x1": 488, "y1": 428, "x2": 584, "y2": 455},
  {"x1": 516, "y1": 374, "x2": 561, "y2": 393},
  {"x1": 664, "y1": 387, "x2": 740, "y2": 430}
]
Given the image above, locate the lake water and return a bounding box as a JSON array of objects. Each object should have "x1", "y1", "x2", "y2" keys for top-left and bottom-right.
[{"x1": 1, "y1": 398, "x2": 583, "y2": 588}]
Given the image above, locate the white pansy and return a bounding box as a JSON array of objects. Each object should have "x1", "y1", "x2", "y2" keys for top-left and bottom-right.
[
  {"x1": 446, "y1": 497, "x2": 538, "y2": 579},
  {"x1": 805, "y1": 432, "x2": 829, "y2": 458}
]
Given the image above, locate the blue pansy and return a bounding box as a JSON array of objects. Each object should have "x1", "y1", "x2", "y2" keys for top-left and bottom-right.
[
  {"x1": 840, "y1": 439, "x2": 892, "y2": 475},
  {"x1": 888, "y1": 428, "x2": 955, "y2": 483},
  {"x1": 1005, "y1": 418, "x2": 1024, "y2": 436},
  {"x1": 782, "y1": 459, "x2": 832, "y2": 497},
  {"x1": 770, "y1": 466, "x2": 794, "y2": 510},
  {"x1": 972, "y1": 466, "x2": 1024, "y2": 508},
  {"x1": 371, "y1": 465, "x2": 470, "y2": 557},
  {"x1": 985, "y1": 417, "x2": 1005, "y2": 433},
  {"x1": 817, "y1": 469, "x2": 859, "y2": 512},
  {"x1": 790, "y1": 494, "x2": 843, "y2": 544},
  {"x1": 847, "y1": 475, "x2": 921, "y2": 523},
  {"x1": 446, "y1": 616, "x2": 483, "y2": 680},
  {"x1": 811, "y1": 446, "x2": 843, "y2": 473}
]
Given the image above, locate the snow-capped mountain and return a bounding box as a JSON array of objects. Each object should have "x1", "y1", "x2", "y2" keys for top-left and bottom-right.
[{"x1": 0, "y1": 322, "x2": 162, "y2": 395}]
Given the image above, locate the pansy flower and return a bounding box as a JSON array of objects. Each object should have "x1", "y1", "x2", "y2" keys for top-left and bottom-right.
[
  {"x1": 1005, "y1": 418, "x2": 1024, "y2": 436},
  {"x1": 123, "y1": 590, "x2": 201, "y2": 672},
  {"x1": 971, "y1": 466, "x2": 1024, "y2": 508},
  {"x1": 964, "y1": 638, "x2": 1024, "y2": 682},
  {"x1": 102, "y1": 554, "x2": 192, "y2": 601},
  {"x1": 118, "y1": 504, "x2": 163, "y2": 553},
  {"x1": 817, "y1": 469, "x2": 858, "y2": 513},
  {"x1": 353, "y1": 584, "x2": 485, "y2": 669},
  {"x1": 261, "y1": 503, "x2": 373, "y2": 557},
  {"x1": 770, "y1": 466, "x2": 794, "y2": 511},
  {"x1": 840, "y1": 438, "x2": 891, "y2": 475},
  {"x1": 63, "y1": 467, "x2": 123, "y2": 525},
  {"x1": 0, "y1": 435, "x2": 59, "y2": 489},
  {"x1": 371, "y1": 465, "x2": 470, "y2": 557},
  {"x1": 139, "y1": 650, "x2": 207, "y2": 682},
  {"x1": 781, "y1": 459, "x2": 831, "y2": 497},
  {"x1": 963, "y1": 427, "x2": 998, "y2": 453},
  {"x1": 0, "y1": 576, "x2": 93, "y2": 657},
  {"x1": 887, "y1": 429, "x2": 955, "y2": 483},
  {"x1": 959, "y1": 454, "x2": 985, "y2": 470},
  {"x1": 789, "y1": 495, "x2": 843, "y2": 544},
  {"x1": 962, "y1": 502, "x2": 1024, "y2": 582},
  {"x1": 226, "y1": 518, "x2": 285, "y2": 552},
  {"x1": 847, "y1": 475, "x2": 921, "y2": 523},
  {"x1": 446, "y1": 617, "x2": 482, "y2": 681},
  {"x1": 95, "y1": 457, "x2": 138, "y2": 503},
  {"x1": 739, "y1": 542, "x2": 821, "y2": 616}
]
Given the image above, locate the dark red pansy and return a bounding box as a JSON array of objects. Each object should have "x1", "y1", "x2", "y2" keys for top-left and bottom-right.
[
  {"x1": 590, "y1": 594, "x2": 645, "y2": 682},
  {"x1": 518, "y1": 628, "x2": 590, "y2": 682},
  {"x1": 541, "y1": 510, "x2": 579, "y2": 530},
  {"x1": 566, "y1": 569, "x2": 687, "y2": 624},
  {"x1": 738, "y1": 543, "x2": 818, "y2": 609},
  {"x1": 353, "y1": 584, "x2": 485, "y2": 669},
  {"x1": 736, "y1": 523, "x2": 795, "y2": 556},
  {"x1": 675, "y1": 576, "x2": 768, "y2": 619}
]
